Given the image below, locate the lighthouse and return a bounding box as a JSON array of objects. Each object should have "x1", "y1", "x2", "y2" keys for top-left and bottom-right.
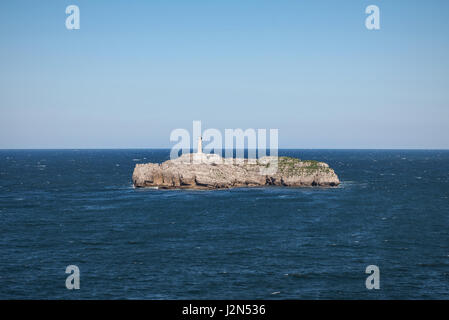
[{"x1": 197, "y1": 136, "x2": 203, "y2": 154}]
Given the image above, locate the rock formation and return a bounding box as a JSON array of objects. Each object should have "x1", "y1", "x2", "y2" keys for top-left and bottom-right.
[{"x1": 132, "y1": 153, "x2": 340, "y2": 189}]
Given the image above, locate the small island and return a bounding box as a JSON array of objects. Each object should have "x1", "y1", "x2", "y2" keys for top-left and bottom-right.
[{"x1": 132, "y1": 138, "x2": 340, "y2": 190}]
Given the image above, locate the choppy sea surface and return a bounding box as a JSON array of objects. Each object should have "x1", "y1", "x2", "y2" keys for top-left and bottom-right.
[{"x1": 0, "y1": 149, "x2": 448, "y2": 299}]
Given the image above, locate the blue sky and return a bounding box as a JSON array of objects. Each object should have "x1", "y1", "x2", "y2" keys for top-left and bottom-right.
[{"x1": 0, "y1": 0, "x2": 448, "y2": 149}]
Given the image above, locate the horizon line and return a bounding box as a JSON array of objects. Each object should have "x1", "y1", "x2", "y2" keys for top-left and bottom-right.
[{"x1": 1, "y1": 147, "x2": 449, "y2": 151}]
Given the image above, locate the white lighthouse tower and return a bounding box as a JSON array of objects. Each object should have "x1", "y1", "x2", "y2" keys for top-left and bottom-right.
[
  {"x1": 197, "y1": 136, "x2": 203, "y2": 154},
  {"x1": 192, "y1": 135, "x2": 221, "y2": 164}
]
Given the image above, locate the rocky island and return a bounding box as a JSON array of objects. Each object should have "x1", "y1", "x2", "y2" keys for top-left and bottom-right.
[{"x1": 132, "y1": 148, "x2": 340, "y2": 190}]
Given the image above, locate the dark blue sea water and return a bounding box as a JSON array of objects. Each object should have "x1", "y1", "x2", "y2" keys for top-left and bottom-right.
[{"x1": 1, "y1": 149, "x2": 448, "y2": 299}]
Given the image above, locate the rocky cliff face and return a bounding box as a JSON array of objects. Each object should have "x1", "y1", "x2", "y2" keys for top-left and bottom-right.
[{"x1": 132, "y1": 154, "x2": 340, "y2": 189}]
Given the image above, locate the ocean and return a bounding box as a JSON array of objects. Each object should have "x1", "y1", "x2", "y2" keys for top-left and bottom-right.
[{"x1": 0, "y1": 149, "x2": 448, "y2": 299}]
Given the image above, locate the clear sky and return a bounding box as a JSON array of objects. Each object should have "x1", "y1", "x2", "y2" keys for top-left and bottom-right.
[{"x1": 0, "y1": 0, "x2": 448, "y2": 149}]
